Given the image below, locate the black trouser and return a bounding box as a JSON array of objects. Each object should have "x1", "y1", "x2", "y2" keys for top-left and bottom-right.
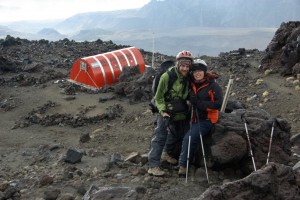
[
  {"x1": 148, "y1": 115, "x2": 188, "y2": 167},
  {"x1": 165, "y1": 118, "x2": 189, "y2": 159}
]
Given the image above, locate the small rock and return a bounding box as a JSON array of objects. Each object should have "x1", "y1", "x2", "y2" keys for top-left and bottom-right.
[
  {"x1": 44, "y1": 189, "x2": 61, "y2": 200},
  {"x1": 65, "y1": 148, "x2": 83, "y2": 164},
  {"x1": 63, "y1": 96, "x2": 76, "y2": 101},
  {"x1": 262, "y1": 91, "x2": 269, "y2": 97},
  {"x1": 124, "y1": 152, "x2": 140, "y2": 163},
  {"x1": 246, "y1": 94, "x2": 257, "y2": 101},
  {"x1": 0, "y1": 180, "x2": 9, "y2": 192},
  {"x1": 264, "y1": 69, "x2": 272, "y2": 76},
  {"x1": 79, "y1": 133, "x2": 91, "y2": 143},
  {"x1": 57, "y1": 193, "x2": 75, "y2": 200},
  {"x1": 256, "y1": 79, "x2": 264, "y2": 85},
  {"x1": 286, "y1": 77, "x2": 295, "y2": 82},
  {"x1": 39, "y1": 175, "x2": 54, "y2": 186}
]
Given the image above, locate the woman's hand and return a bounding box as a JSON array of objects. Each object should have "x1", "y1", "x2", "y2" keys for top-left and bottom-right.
[{"x1": 189, "y1": 91, "x2": 197, "y2": 106}]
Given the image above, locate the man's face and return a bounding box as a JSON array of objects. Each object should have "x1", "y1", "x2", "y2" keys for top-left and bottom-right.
[{"x1": 178, "y1": 59, "x2": 191, "y2": 77}]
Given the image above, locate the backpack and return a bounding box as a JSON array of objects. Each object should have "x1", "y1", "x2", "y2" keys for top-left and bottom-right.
[
  {"x1": 151, "y1": 60, "x2": 176, "y2": 96},
  {"x1": 149, "y1": 60, "x2": 182, "y2": 113}
]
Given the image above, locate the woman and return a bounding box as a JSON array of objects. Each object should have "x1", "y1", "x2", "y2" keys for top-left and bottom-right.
[{"x1": 178, "y1": 60, "x2": 223, "y2": 175}]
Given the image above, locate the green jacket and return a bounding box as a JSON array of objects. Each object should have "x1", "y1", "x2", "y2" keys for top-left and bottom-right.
[{"x1": 154, "y1": 66, "x2": 189, "y2": 121}]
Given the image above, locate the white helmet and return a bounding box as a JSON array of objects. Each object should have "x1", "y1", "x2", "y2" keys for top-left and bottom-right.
[{"x1": 194, "y1": 59, "x2": 207, "y2": 66}]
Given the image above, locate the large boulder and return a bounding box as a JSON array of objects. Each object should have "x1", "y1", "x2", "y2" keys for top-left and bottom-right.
[
  {"x1": 195, "y1": 107, "x2": 292, "y2": 175},
  {"x1": 191, "y1": 162, "x2": 300, "y2": 200},
  {"x1": 261, "y1": 21, "x2": 300, "y2": 76}
]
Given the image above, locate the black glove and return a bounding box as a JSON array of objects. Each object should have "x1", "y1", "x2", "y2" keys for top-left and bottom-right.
[
  {"x1": 149, "y1": 103, "x2": 158, "y2": 113},
  {"x1": 163, "y1": 116, "x2": 170, "y2": 128},
  {"x1": 189, "y1": 91, "x2": 197, "y2": 106},
  {"x1": 196, "y1": 100, "x2": 209, "y2": 111}
]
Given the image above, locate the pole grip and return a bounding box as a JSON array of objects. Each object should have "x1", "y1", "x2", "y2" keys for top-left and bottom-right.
[{"x1": 221, "y1": 75, "x2": 234, "y2": 112}]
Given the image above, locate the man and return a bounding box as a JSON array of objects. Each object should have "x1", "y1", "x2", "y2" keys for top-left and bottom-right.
[{"x1": 148, "y1": 50, "x2": 193, "y2": 176}]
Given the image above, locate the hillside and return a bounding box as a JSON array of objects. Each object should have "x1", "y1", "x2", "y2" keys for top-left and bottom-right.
[
  {"x1": 0, "y1": 21, "x2": 299, "y2": 199},
  {"x1": 1, "y1": 0, "x2": 300, "y2": 56}
]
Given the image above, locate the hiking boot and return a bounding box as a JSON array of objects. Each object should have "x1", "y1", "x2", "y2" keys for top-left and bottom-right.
[
  {"x1": 178, "y1": 166, "x2": 187, "y2": 176},
  {"x1": 148, "y1": 167, "x2": 165, "y2": 176},
  {"x1": 161, "y1": 152, "x2": 177, "y2": 165}
]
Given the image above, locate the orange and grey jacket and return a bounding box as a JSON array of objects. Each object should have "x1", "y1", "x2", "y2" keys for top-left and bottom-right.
[{"x1": 190, "y1": 72, "x2": 223, "y2": 123}]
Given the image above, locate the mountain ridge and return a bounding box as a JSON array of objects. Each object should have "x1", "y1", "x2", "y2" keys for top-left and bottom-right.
[{"x1": 1, "y1": 0, "x2": 300, "y2": 56}]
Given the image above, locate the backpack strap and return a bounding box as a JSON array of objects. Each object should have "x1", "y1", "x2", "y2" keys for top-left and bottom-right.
[
  {"x1": 164, "y1": 68, "x2": 188, "y2": 101},
  {"x1": 164, "y1": 68, "x2": 176, "y2": 101}
]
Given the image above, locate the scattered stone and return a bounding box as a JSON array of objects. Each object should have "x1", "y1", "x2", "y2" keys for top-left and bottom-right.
[
  {"x1": 264, "y1": 69, "x2": 272, "y2": 76},
  {"x1": 109, "y1": 153, "x2": 123, "y2": 168},
  {"x1": 287, "y1": 77, "x2": 295, "y2": 82},
  {"x1": 0, "y1": 180, "x2": 9, "y2": 192},
  {"x1": 3, "y1": 186, "x2": 19, "y2": 200},
  {"x1": 83, "y1": 185, "x2": 137, "y2": 200},
  {"x1": 39, "y1": 175, "x2": 54, "y2": 186},
  {"x1": 262, "y1": 91, "x2": 269, "y2": 97},
  {"x1": 44, "y1": 189, "x2": 61, "y2": 200},
  {"x1": 140, "y1": 153, "x2": 149, "y2": 165},
  {"x1": 57, "y1": 193, "x2": 75, "y2": 200},
  {"x1": 65, "y1": 148, "x2": 83, "y2": 164},
  {"x1": 246, "y1": 94, "x2": 257, "y2": 101},
  {"x1": 256, "y1": 78, "x2": 264, "y2": 85},
  {"x1": 124, "y1": 152, "x2": 140, "y2": 164},
  {"x1": 49, "y1": 143, "x2": 64, "y2": 151},
  {"x1": 63, "y1": 96, "x2": 76, "y2": 101},
  {"x1": 80, "y1": 133, "x2": 91, "y2": 143}
]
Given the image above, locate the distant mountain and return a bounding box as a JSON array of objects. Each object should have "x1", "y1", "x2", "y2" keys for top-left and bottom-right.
[
  {"x1": 38, "y1": 28, "x2": 61, "y2": 35},
  {"x1": 0, "y1": 25, "x2": 15, "y2": 37},
  {"x1": 3, "y1": 20, "x2": 63, "y2": 34},
  {"x1": 0, "y1": 25, "x2": 37, "y2": 40},
  {"x1": 54, "y1": 10, "x2": 138, "y2": 34},
  {"x1": 54, "y1": 0, "x2": 300, "y2": 33},
  {"x1": 71, "y1": 28, "x2": 113, "y2": 41},
  {"x1": 1, "y1": 0, "x2": 300, "y2": 56}
]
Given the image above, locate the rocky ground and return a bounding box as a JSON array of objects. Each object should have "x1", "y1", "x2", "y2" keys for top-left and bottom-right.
[{"x1": 0, "y1": 21, "x2": 300, "y2": 200}]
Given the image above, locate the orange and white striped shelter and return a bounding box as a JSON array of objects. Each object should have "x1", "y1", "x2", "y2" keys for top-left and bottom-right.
[{"x1": 69, "y1": 47, "x2": 145, "y2": 90}]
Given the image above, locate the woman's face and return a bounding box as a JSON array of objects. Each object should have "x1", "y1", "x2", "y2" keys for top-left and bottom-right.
[{"x1": 193, "y1": 70, "x2": 205, "y2": 81}]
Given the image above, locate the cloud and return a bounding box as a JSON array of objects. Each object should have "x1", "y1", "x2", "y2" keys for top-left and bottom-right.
[{"x1": 0, "y1": 0, "x2": 150, "y2": 23}]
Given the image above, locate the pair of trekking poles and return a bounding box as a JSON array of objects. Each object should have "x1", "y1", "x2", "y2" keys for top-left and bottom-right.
[
  {"x1": 241, "y1": 114, "x2": 277, "y2": 171},
  {"x1": 185, "y1": 109, "x2": 277, "y2": 184},
  {"x1": 186, "y1": 106, "x2": 209, "y2": 184}
]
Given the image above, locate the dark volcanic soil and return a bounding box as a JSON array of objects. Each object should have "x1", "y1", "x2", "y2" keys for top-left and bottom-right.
[{"x1": 0, "y1": 35, "x2": 299, "y2": 199}]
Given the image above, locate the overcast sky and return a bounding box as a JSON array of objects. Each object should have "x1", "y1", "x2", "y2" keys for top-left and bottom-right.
[{"x1": 0, "y1": 0, "x2": 151, "y2": 23}]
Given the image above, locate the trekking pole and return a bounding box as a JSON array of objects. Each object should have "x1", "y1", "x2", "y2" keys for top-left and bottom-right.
[
  {"x1": 221, "y1": 75, "x2": 234, "y2": 112},
  {"x1": 266, "y1": 118, "x2": 276, "y2": 164},
  {"x1": 195, "y1": 109, "x2": 210, "y2": 184},
  {"x1": 241, "y1": 114, "x2": 257, "y2": 171},
  {"x1": 185, "y1": 106, "x2": 194, "y2": 183}
]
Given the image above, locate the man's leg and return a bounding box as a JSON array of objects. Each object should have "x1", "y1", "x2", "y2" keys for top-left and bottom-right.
[
  {"x1": 148, "y1": 115, "x2": 168, "y2": 176},
  {"x1": 165, "y1": 120, "x2": 186, "y2": 159}
]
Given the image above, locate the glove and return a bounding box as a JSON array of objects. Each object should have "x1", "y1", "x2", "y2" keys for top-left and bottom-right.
[
  {"x1": 196, "y1": 100, "x2": 208, "y2": 110},
  {"x1": 188, "y1": 91, "x2": 197, "y2": 106},
  {"x1": 163, "y1": 116, "x2": 170, "y2": 128}
]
